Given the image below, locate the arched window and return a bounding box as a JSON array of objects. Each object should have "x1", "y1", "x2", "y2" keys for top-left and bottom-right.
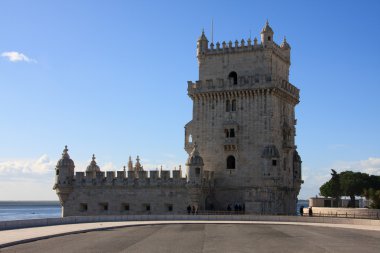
[
  {"x1": 231, "y1": 99, "x2": 236, "y2": 111},
  {"x1": 188, "y1": 134, "x2": 192, "y2": 143},
  {"x1": 227, "y1": 156, "x2": 236, "y2": 169},
  {"x1": 268, "y1": 36, "x2": 271, "y2": 41},
  {"x1": 226, "y1": 100, "x2": 231, "y2": 112},
  {"x1": 228, "y1": 71, "x2": 238, "y2": 85},
  {"x1": 195, "y1": 167, "x2": 201, "y2": 176}
]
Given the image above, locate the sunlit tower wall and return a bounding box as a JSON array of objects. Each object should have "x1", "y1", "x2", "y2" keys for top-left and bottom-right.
[{"x1": 185, "y1": 22, "x2": 302, "y2": 214}]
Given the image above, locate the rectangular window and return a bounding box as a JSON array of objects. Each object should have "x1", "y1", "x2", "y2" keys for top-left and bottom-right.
[
  {"x1": 231, "y1": 100, "x2": 236, "y2": 111},
  {"x1": 272, "y1": 160, "x2": 277, "y2": 166},
  {"x1": 230, "y1": 129, "x2": 235, "y2": 138},
  {"x1": 80, "y1": 203, "x2": 88, "y2": 212},
  {"x1": 166, "y1": 204, "x2": 173, "y2": 212},
  {"x1": 121, "y1": 203, "x2": 129, "y2": 211},
  {"x1": 143, "y1": 203, "x2": 150, "y2": 211},
  {"x1": 99, "y1": 203, "x2": 108, "y2": 211},
  {"x1": 226, "y1": 100, "x2": 231, "y2": 112}
]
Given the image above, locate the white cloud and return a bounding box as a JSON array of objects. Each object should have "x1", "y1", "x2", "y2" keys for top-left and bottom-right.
[
  {"x1": 332, "y1": 157, "x2": 380, "y2": 175},
  {"x1": 0, "y1": 154, "x2": 54, "y2": 175},
  {"x1": 1, "y1": 51, "x2": 36, "y2": 63}
]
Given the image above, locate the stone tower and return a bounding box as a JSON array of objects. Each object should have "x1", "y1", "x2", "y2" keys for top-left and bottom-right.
[{"x1": 185, "y1": 21, "x2": 302, "y2": 214}]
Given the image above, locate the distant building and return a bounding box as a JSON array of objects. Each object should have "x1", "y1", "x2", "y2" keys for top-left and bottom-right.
[
  {"x1": 54, "y1": 21, "x2": 303, "y2": 216},
  {"x1": 309, "y1": 197, "x2": 369, "y2": 208}
]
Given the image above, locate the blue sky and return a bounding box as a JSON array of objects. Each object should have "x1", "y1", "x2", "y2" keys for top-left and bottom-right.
[{"x1": 0, "y1": 0, "x2": 380, "y2": 200}]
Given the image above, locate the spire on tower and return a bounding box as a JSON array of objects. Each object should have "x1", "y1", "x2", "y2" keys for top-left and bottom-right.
[
  {"x1": 197, "y1": 28, "x2": 209, "y2": 57},
  {"x1": 134, "y1": 155, "x2": 143, "y2": 172},
  {"x1": 62, "y1": 145, "x2": 70, "y2": 159},
  {"x1": 128, "y1": 156, "x2": 133, "y2": 171}
]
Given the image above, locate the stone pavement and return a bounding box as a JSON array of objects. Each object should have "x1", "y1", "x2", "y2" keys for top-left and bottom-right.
[
  {"x1": 2, "y1": 222, "x2": 380, "y2": 253},
  {"x1": 1, "y1": 220, "x2": 380, "y2": 249}
]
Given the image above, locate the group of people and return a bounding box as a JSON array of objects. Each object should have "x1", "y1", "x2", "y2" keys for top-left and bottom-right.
[
  {"x1": 227, "y1": 203, "x2": 245, "y2": 213},
  {"x1": 187, "y1": 205, "x2": 198, "y2": 215}
]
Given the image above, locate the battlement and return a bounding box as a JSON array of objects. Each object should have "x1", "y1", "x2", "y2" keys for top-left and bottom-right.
[
  {"x1": 187, "y1": 75, "x2": 299, "y2": 100},
  {"x1": 202, "y1": 39, "x2": 289, "y2": 61},
  {"x1": 72, "y1": 169, "x2": 214, "y2": 187}
]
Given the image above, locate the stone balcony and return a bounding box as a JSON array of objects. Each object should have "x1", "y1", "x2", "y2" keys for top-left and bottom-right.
[{"x1": 187, "y1": 75, "x2": 299, "y2": 101}]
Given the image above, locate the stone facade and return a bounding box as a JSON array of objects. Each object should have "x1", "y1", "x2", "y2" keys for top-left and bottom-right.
[{"x1": 54, "y1": 21, "x2": 302, "y2": 216}]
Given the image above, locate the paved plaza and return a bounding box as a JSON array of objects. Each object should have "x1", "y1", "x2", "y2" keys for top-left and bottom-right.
[{"x1": 2, "y1": 223, "x2": 380, "y2": 253}]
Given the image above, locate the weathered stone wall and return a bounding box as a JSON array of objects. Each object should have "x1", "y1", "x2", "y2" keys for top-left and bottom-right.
[{"x1": 63, "y1": 185, "x2": 190, "y2": 216}]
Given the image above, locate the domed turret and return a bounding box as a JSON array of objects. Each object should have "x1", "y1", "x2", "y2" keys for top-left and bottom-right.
[
  {"x1": 55, "y1": 145, "x2": 75, "y2": 185},
  {"x1": 260, "y1": 20, "x2": 274, "y2": 46},
  {"x1": 54, "y1": 145, "x2": 75, "y2": 204},
  {"x1": 86, "y1": 154, "x2": 100, "y2": 173},
  {"x1": 56, "y1": 145, "x2": 74, "y2": 168},
  {"x1": 186, "y1": 144, "x2": 204, "y2": 184},
  {"x1": 280, "y1": 36, "x2": 291, "y2": 50},
  {"x1": 186, "y1": 143, "x2": 204, "y2": 166}
]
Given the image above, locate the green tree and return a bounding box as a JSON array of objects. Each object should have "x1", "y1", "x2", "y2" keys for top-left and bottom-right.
[
  {"x1": 319, "y1": 170, "x2": 380, "y2": 208},
  {"x1": 363, "y1": 188, "x2": 380, "y2": 209},
  {"x1": 319, "y1": 169, "x2": 341, "y2": 207},
  {"x1": 339, "y1": 171, "x2": 369, "y2": 207}
]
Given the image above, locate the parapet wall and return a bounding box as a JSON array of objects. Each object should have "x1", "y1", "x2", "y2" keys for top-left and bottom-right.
[
  {"x1": 204, "y1": 39, "x2": 289, "y2": 61},
  {"x1": 187, "y1": 75, "x2": 299, "y2": 99},
  {"x1": 72, "y1": 170, "x2": 214, "y2": 187}
]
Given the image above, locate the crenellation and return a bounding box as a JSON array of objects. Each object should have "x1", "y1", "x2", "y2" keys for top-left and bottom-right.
[
  {"x1": 172, "y1": 170, "x2": 181, "y2": 179},
  {"x1": 160, "y1": 170, "x2": 170, "y2": 180},
  {"x1": 96, "y1": 171, "x2": 105, "y2": 180},
  {"x1": 150, "y1": 170, "x2": 159, "y2": 180},
  {"x1": 106, "y1": 171, "x2": 115, "y2": 180},
  {"x1": 138, "y1": 170, "x2": 147, "y2": 179},
  {"x1": 75, "y1": 172, "x2": 84, "y2": 182},
  {"x1": 127, "y1": 171, "x2": 135, "y2": 180},
  {"x1": 117, "y1": 170, "x2": 126, "y2": 179}
]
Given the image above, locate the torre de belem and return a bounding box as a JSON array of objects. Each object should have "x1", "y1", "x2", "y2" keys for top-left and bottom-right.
[{"x1": 54, "y1": 22, "x2": 303, "y2": 216}]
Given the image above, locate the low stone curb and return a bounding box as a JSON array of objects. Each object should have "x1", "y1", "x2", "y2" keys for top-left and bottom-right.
[{"x1": 1, "y1": 214, "x2": 380, "y2": 231}]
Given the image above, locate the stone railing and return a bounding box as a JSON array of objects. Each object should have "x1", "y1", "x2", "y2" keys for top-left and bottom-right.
[{"x1": 187, "y1": 76, "x2": 299, "y2": 98}]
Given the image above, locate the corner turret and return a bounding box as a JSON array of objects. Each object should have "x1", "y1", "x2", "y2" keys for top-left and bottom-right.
[
  {"x1": 86, "y1": 154, "x2": 100, "y2": 173},
  {"x1": 197, "y1": 29, "x2": 208, "y2": 60},
  {"x1": 53, "y1": 145, "x2": 75, "y2": 205},
  {"x1": 280, "y1": 36, "x2": 291, "y2": 61},
  {"x1": 186, "y1": 143, "x2": 204, "y2": 184},
  {"x1": 260, "y1": 20, "x2": 274, "y2": 46}
]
